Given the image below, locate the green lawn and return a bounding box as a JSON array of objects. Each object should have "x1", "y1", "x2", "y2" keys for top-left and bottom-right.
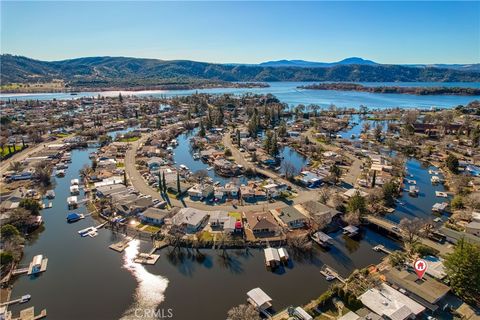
[
  {"x1": 228, "y1": 212, "x2": 242, "y2": 220},
  {"x1": 199, "y1": 231, "x2": 214, "y2": 242},
  {"x1": 144, "y1": 225, "x2": 161, "y2": 233},
  {"x1": 1, "y1": 145, "x2": 24, "y2": 157},
  {"x1": 118, "y1": 137, "x2": 140, "y2": 142}
]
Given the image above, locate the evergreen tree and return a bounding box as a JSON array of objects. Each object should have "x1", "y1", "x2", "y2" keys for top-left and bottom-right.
[
  {"x1": 162, "y1": 172, "x2": 167, "y2": 192},
  {"x1": 176, "y1": 172, "x2": 181, "y2": 194}
]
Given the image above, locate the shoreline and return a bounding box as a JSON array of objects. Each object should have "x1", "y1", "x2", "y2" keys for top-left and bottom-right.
[
  {"x1": 299, "y1": 82, "x2": 480, "y2": 96},
  {"x1": 0, "y1": 82, "x2": 270, "y2": 95}
]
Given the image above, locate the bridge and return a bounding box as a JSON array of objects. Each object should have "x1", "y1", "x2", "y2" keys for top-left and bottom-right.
[{"x1": 364, "y1": 215, "x2": 401, "y2": 236}]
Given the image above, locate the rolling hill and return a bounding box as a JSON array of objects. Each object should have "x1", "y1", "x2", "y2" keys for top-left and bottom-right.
[{"x1": 1, "y1": 54, "x2": 479, "y2": 90}]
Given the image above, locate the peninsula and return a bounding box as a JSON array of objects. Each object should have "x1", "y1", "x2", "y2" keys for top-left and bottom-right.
[{"x1": 299, "y1": 82, "x2": 480, "y2": 96}]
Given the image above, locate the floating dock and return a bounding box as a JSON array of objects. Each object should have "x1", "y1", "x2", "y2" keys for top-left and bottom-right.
[
  {"x1": 27, "y1": 257, "x2": 48, "y2": 275},
  {"x1": 109, "y1": 237, "x2": 133, "y2": 252},
  {"x1": 373, "y1": 245, "x2": 392, "y2": 254},
  {"x1": 134, "y1": 253, "x2": 160, "y2": 265},
  {"x1": 320, "y1": 265, "x2": 345, "y2": 283}
]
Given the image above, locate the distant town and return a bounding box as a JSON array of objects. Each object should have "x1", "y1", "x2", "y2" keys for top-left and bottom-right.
[{"x1": 0, "y1": 90, "x2": 479, "y2": 319}]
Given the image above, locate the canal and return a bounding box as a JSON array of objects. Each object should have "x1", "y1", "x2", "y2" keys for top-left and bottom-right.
[{"x1": 9, "y1": 135, "x2": 404, "y2": 320}]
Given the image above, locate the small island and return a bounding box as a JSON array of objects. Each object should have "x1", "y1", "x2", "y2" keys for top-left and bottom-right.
[{"x1": 299, "y1": 82, "x2": 480, "y2": 96}]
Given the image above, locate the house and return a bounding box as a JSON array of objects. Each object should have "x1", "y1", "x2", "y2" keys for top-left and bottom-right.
[
  {"x1": 359, "y1": 283, "x2": 425, "y2": 320},
  {"x1": 188, "y1": 184, "x2": 214, "y2": 199},
  {"x1": 96, "y1": 184, "x2": 128, "y2": 198},
  {"x1": 385, "y1": 268, "x2": 450, "y2": 310},
  {"x1": 296, "y1": 171, "x2": 323, "y2": 187},
  {"x1": 466, "y1": 221, "x2": 480, "y2": 237},
  {"x1": 278, "y1": 207, "x2": 308, "y2": 229},
  {"x1": 343, "y1": 188, "x2": 368, "y2": 199},
  {"x1": 439, "y1": 226, "x2": 480, "y2": 245},
  {"x1": 245, "y1": 211, "x2": 280, "y2": 236},
  {"x1": 262, "y1": 183, "x2": 285, "y2": 198},
  {"x1": 115, "y1": 196, "x2": 153, "y2": 216},
  {"x1": 140, "y1": 207, "x2": 169, "y2": 226},
  {"x1": 147, "y1": 157, "x2": 166, "y2": 171},
  {"x1": 171, "y1": 208, "x2": 209, "y2": 233},
  {"x1": 300, "y1": 201, "x2": 339, "y2": 225}
]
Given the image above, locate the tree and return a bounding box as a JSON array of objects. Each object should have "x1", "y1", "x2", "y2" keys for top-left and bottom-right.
[
  {"x1": 347, "y1": 192, "x2": 366, "y2": 214},
  {"x1": 362, "y1": 121, "x2": 371, "y2": 133},
  {"x1": 451, "y1": 195, "x2": 465, "y2": 210},
  {"x1": 374, "y1": 124, "x2": 383, "y2": 141},
  {"x1": 344, "y1": 210, "x2": 360, "y2": 226},
  {"x1": 382, "y1": 180, "x2": 398, "y2": 207},
  {"x1": 226, "y1": 304, "x2": 260, "y2": 320},
  {"x1": 224, "y1": 148, "x2": 232, "y2": 157},
  {"x1": 123, "y1": 170, "x2": 127, "y2": 186},
  {"x1": 9, "y1": 161, "x2": 23, "y2": 172},
  {"x1": 236, "y1": 129, "x2": 241, "y2": 147},
  {"x1": 446, "y1": 154, "x2": 459, "y2": 174},
  {"x1": 0, "y1": 224, "x2": 20, "y2": 240},
  {"x1": 35, "y1": 162, "x2": 52, "y2": 186},
  {"x1": 444, "y1": 238, "x2": 480, "y2": 305},
  {"x1": 176, "y1": 172, "x2": 181, "y2": 194},
  {"x1": 198, "y1": 120, "x2": 206, "y2": 137},
  {"x1": 399, "y1": 217, "x2": 424, "y2": 254},
  {"x1": 162, "y1": 172, "x2": 167, "y2": 192},
  {"x1": 328, "y1": 164, "x2": 342, "y2": 185},
  {"x1": 0, "y1": 252, "x2": 14, "y2": 265},
  {"x1": 19, "y1": 198, "x2": 41, "y2": 215}
]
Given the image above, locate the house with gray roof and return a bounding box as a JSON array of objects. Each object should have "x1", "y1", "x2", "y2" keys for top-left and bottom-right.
[{"x1": 278, "y1": 206, "x2": 308, "y2": 229}]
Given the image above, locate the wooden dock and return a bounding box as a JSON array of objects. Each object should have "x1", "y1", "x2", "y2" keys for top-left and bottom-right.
[
  {"x1": 109, "y1": 237, "x2": 133, "y2": 252},
  {"x1": 13, "y1": 307, "x2": 47, "y2": 320},
  {"x1": 12, "y1": 268, "x2": 29, "y2": 276},
  {"x1": 134, "y1": 253, "x2": 160, "y2": 265},
  {"x1": 27, "y1": 258, "x2": 48, "y2": 275},
  {"x1": 319, "y1": 264, "x2": 346, "y2": 283},
  {"x1": 373, "y1": 245, "x2": 392, "y2": 254}
]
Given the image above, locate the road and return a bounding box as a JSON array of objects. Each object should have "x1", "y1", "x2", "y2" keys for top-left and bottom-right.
[
  {"x1": 125, "y1": 130, "x2": 320, "y2": 212},
  {"x1": 304, "y1": 128, "x2": 362, "y2": 186},
  {"x1": 0, "y1": 136, "x2": 68, "y2": 175}
]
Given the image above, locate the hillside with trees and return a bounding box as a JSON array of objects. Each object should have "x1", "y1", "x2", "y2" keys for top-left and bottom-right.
[{"x1": 1, "y1": 54, "x2": 480, "y2": 92}]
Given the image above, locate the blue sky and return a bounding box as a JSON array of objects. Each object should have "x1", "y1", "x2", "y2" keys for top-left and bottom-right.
[{"x1": 1, "y1": 1, "x2": 479, "y2": 64}]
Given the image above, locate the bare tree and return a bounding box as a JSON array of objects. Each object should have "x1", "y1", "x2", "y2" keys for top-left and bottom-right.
[
  {"x1": 399, "y1": 217, "x2": 425, "y2": 255},
  {"x1": 343, "y1": 210, "x2": 360, "y2": 226},
  {"x1": 226, "y1": 304, "x2": 261, "y2": 320},
  {"x1": 283, "y1": 161, "x2": 296, "y2": 180}
]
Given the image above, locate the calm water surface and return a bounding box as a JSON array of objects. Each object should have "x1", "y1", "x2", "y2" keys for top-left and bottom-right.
[{"x1": 2, "y1": 82, "x2": 479, "y2": 108}]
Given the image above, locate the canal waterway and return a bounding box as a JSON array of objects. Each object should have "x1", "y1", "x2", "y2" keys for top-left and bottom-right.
[{"x1": 9, "y1": 133, "x2": 404, "y2": 320}]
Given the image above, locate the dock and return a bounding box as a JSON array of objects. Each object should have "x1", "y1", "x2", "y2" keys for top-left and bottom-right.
[
  {"x1": 364, "y1": 215, "x2": 401, "y2": 236},
  {"x1": 134, "y1": 253, "x2": 160, "y2": 265},
  {"x1": 373, "y1": 245, "x2": 392, "y2": 254},
  {"x1": 0, "y1": 294, "x2": 30, "y2": 307},
  {"x1": 109, "y1": 237, "x2": 133, "y2": 252},
  {"x1": 319, "y1": 264, "x2": 345, "y2": 283},
  {"x1": 13, "y1": 307, "x2": 47, "y2": 320},
  {"x1": 27, "y1": 258, "x2": 48, "y2": 275}
]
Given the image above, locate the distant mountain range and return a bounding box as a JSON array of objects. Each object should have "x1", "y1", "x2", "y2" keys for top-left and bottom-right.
[
  {"x1": 1, "y1": 54, "x2": 479, "y2": 90},
  {"x1": 259, "y1": 57, "x2": 480, "y2": 71}
]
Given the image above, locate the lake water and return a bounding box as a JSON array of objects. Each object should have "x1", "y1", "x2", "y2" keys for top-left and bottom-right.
[
  {"x1": 386, "y1": 159, "x2": 450, "y2": 224},
  {"x1": 9, "y1": 134, "x2": 403, "y2": 320},
  {"x1": 2, "y1": 82, "x2": 479, "y2": 108}
]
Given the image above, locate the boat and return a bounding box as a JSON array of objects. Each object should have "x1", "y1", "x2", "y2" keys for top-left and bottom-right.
[
  {"x1": 408, "y1": 185, "x2": 419, "y2": 196},
  {"x1": 207, "y1": 167, "x2": 213, "y2": 171},
  {"x1": 78, "y1": 226, "x2": 97, "y2": 237},
  {"x1": 71, "y1": 178, "x2": 79, "y2": 185},
  {"x1": 56, "y1": 169, "x2": 65, "y2": 177},
  {"x1": 351, "y1": 134, "x2": 355, "y2": 139},
  {"x1": 277, "y1": 248, "x2": 289, "y2": 263},
  {"x1": 431, "y1": 176, "x2": 441, "y2": 184},
  {"x1": 46, "y1": 190, "x2": 55, "y2": 199},
  {"x1": 193, "y1": 153, "x2": 200, "y2": 160},
  {"x1": 19, "y1": 294, "x2": 31, "y2": 304},
  {"x1": 325, "y1": 275, "x2": 336, "y2": 281},
  {"x1": 70, "y1": 185, "x2": 80, "y2": 195},
  {"x1": 66, "y1": 212, "x2": 84, "y2": 223},
  {"x1": 179, "y1": 164, "x2": 189, "y2": 171},
  {"x1": 435, "y1": 191, "x2": 448, "y2": 198}
]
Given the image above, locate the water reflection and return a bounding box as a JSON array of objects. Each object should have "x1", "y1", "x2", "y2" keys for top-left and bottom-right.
[{"x1": 121, "y1": 240, "x2": 169, "y2": 320}]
